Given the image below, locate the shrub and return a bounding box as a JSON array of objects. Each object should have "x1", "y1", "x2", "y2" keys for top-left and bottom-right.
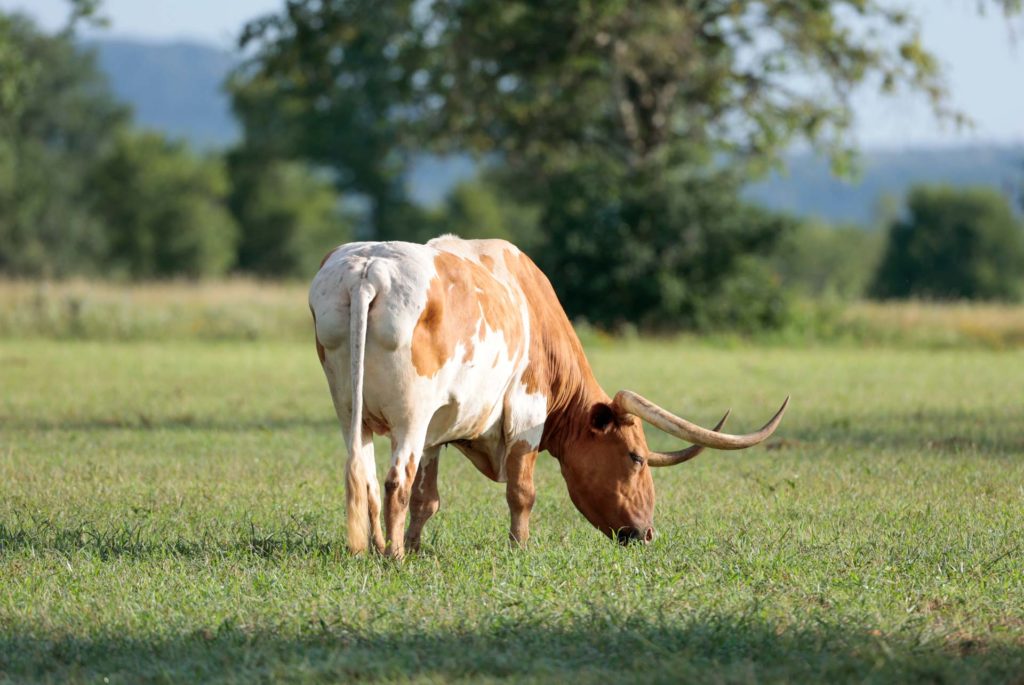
[
  {"x1": 870, "y1": 186, "x2": 1024, "y2": 302},
  {"x1": 90, "y1": 132, "x2": 239, "y2": 278}
]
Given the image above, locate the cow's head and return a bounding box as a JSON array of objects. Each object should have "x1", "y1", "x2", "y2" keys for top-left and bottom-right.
[{"x1": 558, "y1": 392, "x2": 789, "y2": 544}]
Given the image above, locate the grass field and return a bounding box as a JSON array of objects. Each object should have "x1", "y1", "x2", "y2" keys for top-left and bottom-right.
[{"x1": 2, "y1": 336, "x2": 1023, "y2": 683}]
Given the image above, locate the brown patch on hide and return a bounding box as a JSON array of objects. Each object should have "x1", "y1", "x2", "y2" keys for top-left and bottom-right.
[
  {"x1": 505, "y1": 441, "x2": 538, "y2": 545},
  {"x1": 410, "y1": 252, "x2": 524, "y2": 378}
]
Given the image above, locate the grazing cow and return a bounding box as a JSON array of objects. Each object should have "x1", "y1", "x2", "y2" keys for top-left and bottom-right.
[{"x1": 309, "y1": 236, "x2": 788, "y2": 558}]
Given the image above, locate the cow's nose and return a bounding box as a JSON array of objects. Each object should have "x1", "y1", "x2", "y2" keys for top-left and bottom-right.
[{"x1": 616, "y1": 527, "x2": 653, "y2": 545}]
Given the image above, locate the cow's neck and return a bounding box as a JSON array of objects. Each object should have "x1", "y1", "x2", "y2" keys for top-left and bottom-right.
[
  {"x1": 535, "y1": 334, "x2": 607, "y2": 461},
  {"x1": 511, "y1": 250, "x2": 609, "y2": 462}
]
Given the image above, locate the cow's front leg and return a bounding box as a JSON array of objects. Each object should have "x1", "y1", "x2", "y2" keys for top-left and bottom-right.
[
  {"x1": 505, "y1": 446, "x2": 538, "y2": 547},
  {"x1": 383, "y1": 461, "x2": 414, "y2": 560},
  {"x1": 405, "y1": 445, "x2": 441, "y2": 553}
]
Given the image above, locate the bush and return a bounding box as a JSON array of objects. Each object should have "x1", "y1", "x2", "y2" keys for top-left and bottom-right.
[
  {"x1": 228, "y1": 152, "x2": 351, "y2": 278},
  {"x1": 90, "y1": 132, "x2": 239, "y2": 278},
  {"x1": 771, "y1": 220, "x2": 883, "y2": 299},
  {"x1": 870, "y1": 185, "x2": 1024, "y2": 301}
]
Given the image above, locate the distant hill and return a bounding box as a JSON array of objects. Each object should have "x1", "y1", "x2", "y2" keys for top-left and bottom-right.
[
  {"x1": 746, "y1": 146, "x2": 1024, "y2": 225},
  {"x1": 88, "y1": 38, "x2": 239, "y2": 148},
  {"x1": 88, "y1": 38, "x2": 1024, "y2": 223}
]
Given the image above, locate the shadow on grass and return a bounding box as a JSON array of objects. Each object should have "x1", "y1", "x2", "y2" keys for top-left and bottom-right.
[
  {"x1": 0, "y1": 518, "x2": 342, "y2": 561},
  {"x1": 2, "y1": 615, "x2": 1021, "y2": 683},
  {"x1": 8, "y1": 407, "x2": 1024, "y2": 456}
]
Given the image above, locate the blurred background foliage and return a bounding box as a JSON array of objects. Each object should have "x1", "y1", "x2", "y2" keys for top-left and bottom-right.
[
  {"x1": 871, "y1": 185, "x2": 1024, "y2": 302},
  {"x1": 1, "y1": 0, "x2": 1023, "y2": 334}
]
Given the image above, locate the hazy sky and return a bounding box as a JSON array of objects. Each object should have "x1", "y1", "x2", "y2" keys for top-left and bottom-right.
[{"x1": 3, "y1": 0, "x2": 1021, "y2": 148}]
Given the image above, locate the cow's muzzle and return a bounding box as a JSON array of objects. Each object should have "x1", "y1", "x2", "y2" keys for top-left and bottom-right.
[{"x1": 616, "y1": 527, "x2": 655, "y2": 545}]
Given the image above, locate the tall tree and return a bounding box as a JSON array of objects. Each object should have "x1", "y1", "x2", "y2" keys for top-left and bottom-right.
[
  {"x1": 0, "y1": 12, "x2": 127, "y2": 276},
  {"x1": 426, "y1": 0, "x2": 986, "y2": 175},
  {"x1": 233, "y1": 0, "x2": 1020, "y2": 327},
  {"x1": 231, "y1": 0, "x2": 427, "y2": 240}
]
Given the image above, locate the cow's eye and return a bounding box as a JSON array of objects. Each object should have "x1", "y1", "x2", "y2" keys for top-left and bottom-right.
[{"x1": 629, "y1": 452, "x2": 644, "y2": 466}]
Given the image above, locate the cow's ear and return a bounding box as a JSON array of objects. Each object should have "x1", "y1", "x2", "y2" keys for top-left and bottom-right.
[{"x1": 589, "y1": 402, "x2": 618, "y2": 434}]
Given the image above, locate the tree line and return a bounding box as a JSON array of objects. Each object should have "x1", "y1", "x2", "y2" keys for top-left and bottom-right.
[
  {"x1": 2, "y1": 2, "x2": 1023, "y2": 331},
  {"x1": 0, "y1": 11, "x2": 348, "y2": 281}
]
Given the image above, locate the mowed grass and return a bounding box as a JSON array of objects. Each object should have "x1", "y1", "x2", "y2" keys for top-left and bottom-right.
[{"x1": 1, "y1": 339, "x2": 1023, "y2": 683}]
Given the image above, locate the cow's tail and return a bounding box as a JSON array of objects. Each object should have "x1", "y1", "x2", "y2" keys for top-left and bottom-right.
[{"x1": 347, "y1": 280, "x2": 376, "y2": 455}]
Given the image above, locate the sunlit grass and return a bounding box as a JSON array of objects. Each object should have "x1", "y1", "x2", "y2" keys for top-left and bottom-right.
[
  {"x1": 838, "y1": 300, "x2": 1024, "y2": 349},
  {"x1": 0, "y1": 279, "x2": 310, "y2": 341},
  {"x1": 1, "y1": 338, "x2": 1022, "y2": 683}
]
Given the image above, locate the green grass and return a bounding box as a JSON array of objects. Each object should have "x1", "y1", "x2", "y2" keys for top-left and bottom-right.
[{"x1": 1, "y1": 339, "x2": 1022, "y2": 683}]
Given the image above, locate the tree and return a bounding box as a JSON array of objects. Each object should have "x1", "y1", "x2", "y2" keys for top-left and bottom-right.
[
  {"x1": 230, "y1": 0, "x2": 428, "y2": 241},
  {"x1": 0, "y1": 12, "x2": 128, "y2": 276},
  {"x1": 233, "y1": 0, "x2": 1020, "y2": 328},
  {"x1": 528, "y1": 156, "x2": 794, "y2": 330},
  {"x1": 89, "y1": 132, "x2": 238, "y2": 278},
  {"x1": 870, "y1": 186, "x2": 1024, "y2": 301},
  {"x1": 428, "y1": 2, "x2": 960, "y2": 174},
  {"x1": 228, "y1": 149, "x2": 352, "y2": 278},
  {"x1": 429, "y1": 172, "x2": 542, "y2": 248}
]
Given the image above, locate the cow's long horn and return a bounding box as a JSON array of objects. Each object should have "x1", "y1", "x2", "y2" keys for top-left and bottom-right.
[
  {"x1": 615, "y1": 391, "x2": 789, "y2": 454},
  {"x1": 645, "y1": 409, "x2": 730, "y2": 467}
]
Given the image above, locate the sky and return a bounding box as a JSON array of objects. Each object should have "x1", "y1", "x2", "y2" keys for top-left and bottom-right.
[{"x1": 2, "y1": 0, "x2": 1021, "y2": 149}]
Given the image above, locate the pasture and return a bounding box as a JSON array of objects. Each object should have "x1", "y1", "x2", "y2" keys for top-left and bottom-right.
[{"x1": 1, "y1": 331, "x2": 1023, "y2": 682}]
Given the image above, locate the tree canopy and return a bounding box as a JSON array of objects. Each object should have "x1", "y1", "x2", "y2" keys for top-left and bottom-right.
[
  {"x1": 0, "y1": 11, "x2": 128, "y2": 276},
  {"x1": 234, "y1": 0, "x2": 1004, "y2": 192},
  {"x1": 232, "y1": 0, "x2": 1018, "y2": 327}
]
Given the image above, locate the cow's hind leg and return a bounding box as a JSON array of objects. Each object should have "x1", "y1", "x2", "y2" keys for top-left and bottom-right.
[
  {"x1": 383, "y1": 425, "x2": 429, "y2": 560},
  {"x1": 405, "y1": 445, "x2": 441, "y2": 553},
  {"x1": 362, "y1": 432, "x2": 386, "y2": 554},
  {"x1": 327, "y1": 368, "x2": 383, "y2": 555},
  {"x1": 342, "y1": 423, "x2": 379, "y2": 554}
]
